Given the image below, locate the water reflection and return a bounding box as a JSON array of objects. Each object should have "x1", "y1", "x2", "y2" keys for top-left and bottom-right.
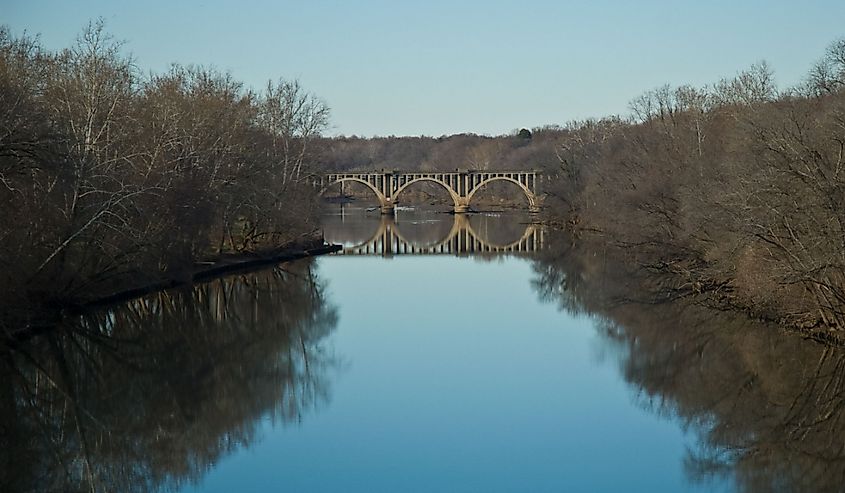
[
  {"x1": 6, "y1": 213, "x2": 843, "y2": 492},
  {"x1": 0, "y1": 260, "x2": 338, "y2": 493},
  {"x1": 532, "y1": 229, "x2": 845, "y2": 493},
  {"x1": 322, "y1": 206, "x2": 543, "y2": 256}
]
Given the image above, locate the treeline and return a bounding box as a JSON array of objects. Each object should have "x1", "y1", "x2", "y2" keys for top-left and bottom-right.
[
  {"x1": 542, "y1": 38, "x2": 845, "y2": 339},
  {"x1": 0, "y1": 21, "x2": 329, "y2": 331},
  {"x1": 315, "y1": 127, "x2": 562, "y2": 173}
]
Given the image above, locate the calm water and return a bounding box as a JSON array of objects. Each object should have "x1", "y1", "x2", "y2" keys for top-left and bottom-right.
[{"x1": 2, "y1": 207, "x2": 841, "y2": 493}]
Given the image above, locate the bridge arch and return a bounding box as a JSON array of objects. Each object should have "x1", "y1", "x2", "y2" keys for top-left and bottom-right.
[
  {"x1": 319, "y1": 177, "x2": 387, "y2": 205},
  {"x1": 318, "y1": 171, "x2": 540, "y2": 215},
  {"x1": 464, "y1": 176, "x2": 537, "y2": 210},
  {"x1": 392, "y1": 177, "x2": 461, "y2": 208}
]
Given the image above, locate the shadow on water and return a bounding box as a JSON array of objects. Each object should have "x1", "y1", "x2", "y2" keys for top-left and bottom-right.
[
  {"x1": 531, "y1": 228, "x2": 845, "y2": 493},
  {"x1": 0, "y1": 259, "x2": 338, "y2": 493},
  {"x1": 321, "y1": 205, "x2": 543, "y2": 257}
]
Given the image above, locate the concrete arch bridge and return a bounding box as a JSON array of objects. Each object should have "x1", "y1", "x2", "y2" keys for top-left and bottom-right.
[
  {"x1": 331, "y1": 214, "x2": 543, "y2": 257},
  {"x1": 318, "y1": 170, "x2": 541, "y2": 214}
]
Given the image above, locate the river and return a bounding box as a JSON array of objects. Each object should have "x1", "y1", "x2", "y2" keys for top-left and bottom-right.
[{"x1": 1, "y1": 207, "x2": 842, "y2": 493}]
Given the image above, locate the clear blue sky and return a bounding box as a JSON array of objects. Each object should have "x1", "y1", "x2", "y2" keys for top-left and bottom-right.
[{"x1": 4, "y1": 0, "x2": 844, "y2": 137}]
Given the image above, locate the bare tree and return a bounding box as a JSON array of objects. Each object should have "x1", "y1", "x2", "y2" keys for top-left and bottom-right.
[
  {"x1": 0, "y1": 22, "x2": 333, "y2": 325},
  {"x1": 808, "y1": 38, "x2": 845, "y2": 94},
  {"x1": 712, "y1": 61, "x2": 777, "y2": 106},
  {"x1": 257, "y1": 78, "x2": 330, "y2": 184}
]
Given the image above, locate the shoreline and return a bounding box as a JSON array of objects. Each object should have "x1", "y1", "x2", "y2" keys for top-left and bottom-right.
[
  {"x1": 541, "y1": 221, "x2": 845, "y2": 348},
  {"x1": 7, "y1": 241, "x2": 343, "y2": 344},
  {"x1": 85, "y1": 242, "x2": 341, "y2": 310}
]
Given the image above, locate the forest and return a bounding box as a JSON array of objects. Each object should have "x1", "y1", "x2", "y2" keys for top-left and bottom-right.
[
  {"x1": 0, "y1": 21, "x2": 330, "y2": 333},
  {"x1": 539, "y1": 38, "x2": 845, "y2": 341},
  {"x1": 314, "y1": 127, "x2": 561, "y2": 174}
]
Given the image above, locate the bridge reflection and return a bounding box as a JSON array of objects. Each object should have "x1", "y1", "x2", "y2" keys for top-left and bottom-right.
[{"x1": 324, "y1": 213, "x2": 543, "y2": 257}]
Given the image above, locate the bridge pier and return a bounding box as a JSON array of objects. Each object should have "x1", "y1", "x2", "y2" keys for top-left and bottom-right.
[
  {"x1": 454, "y1": 203, "x2": 470, "y2": 214},
  {"x1": 378, "y1": 195, "x2": 395, "y2": 215}
]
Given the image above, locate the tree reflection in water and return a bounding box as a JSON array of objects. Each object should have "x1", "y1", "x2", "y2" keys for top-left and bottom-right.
[
  {"x1": 532, "y1": 229, "x2": 845, "y2": 493},
  {"x1": 0, "y1": 259, "x2": 338, "y2": 493}
]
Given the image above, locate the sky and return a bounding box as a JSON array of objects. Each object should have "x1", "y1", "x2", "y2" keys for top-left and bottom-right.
[{"x1": 4, "y1": 0, "x2": 845, "y2": 137}]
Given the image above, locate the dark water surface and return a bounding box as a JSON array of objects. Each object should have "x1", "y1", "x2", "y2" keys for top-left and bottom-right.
[{"x1": 3, "y1": 207, "x2": 842, "y2": 492}]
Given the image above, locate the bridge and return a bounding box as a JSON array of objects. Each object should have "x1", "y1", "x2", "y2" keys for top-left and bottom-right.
[
  {"x1": 328, "y1": 215, "x2": 543, "y2": 257},
  {"x1": 318, "y1": 170, "x2": 540, "y2": 214}
]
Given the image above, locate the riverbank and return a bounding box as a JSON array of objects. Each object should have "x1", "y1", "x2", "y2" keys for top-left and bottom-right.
[
  {"x1": 86, "y1": 240, "x2": 342, "y2": 309},
  {"x1": 0, "y1": 26, "x2": 329, "y2": 342},
  {"x1": 7, "y1": 239, "x2": 342, "y2": 342},
  {"x1": 541, "y1": 221, "x2": 845, "y2": 347},
  {"x1": 540, "y1": 51, "x2": 845, "y2": 342}
]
